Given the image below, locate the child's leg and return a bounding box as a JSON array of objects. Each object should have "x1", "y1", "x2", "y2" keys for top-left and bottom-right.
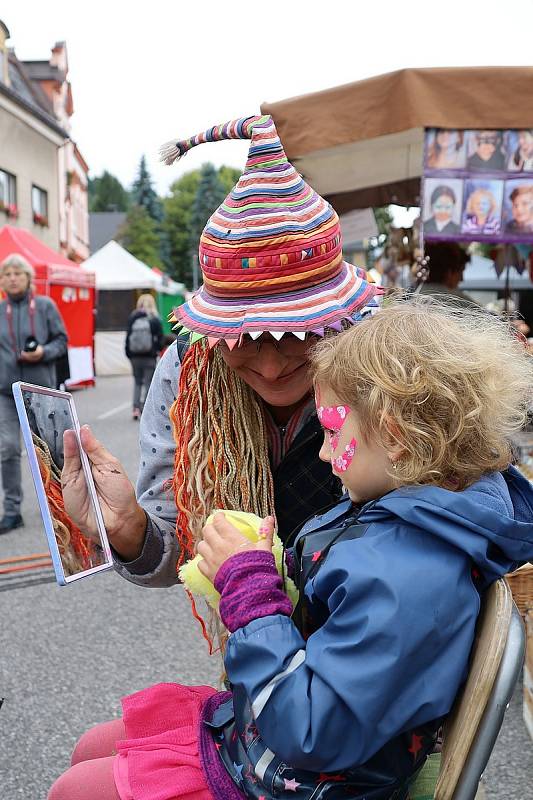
[
  {"x1": 48, "y1": 756, "x2": 119, "y2": 800},
  {"x1": 71, "y1": 718, "x2": 126, "y2": 765}
]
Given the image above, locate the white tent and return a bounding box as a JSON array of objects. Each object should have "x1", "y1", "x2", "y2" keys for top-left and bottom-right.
[
  {"x1": 83, "y1": 240, "x2": 163, "y2": 290},
  {"x1": 82, "y1": 241, "x2": 185, "y2": 376}
]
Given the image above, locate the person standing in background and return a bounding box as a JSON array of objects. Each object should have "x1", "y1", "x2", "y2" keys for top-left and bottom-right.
[
  {"x1": 125, "y1": 293, "x2": 164, "y2": 421},
  {"x1": 417, "y1": 242, "x2": 478, "y2": 308},
  {"x1": 0, "y1": 253, "x2": 67, "y2": 533}
]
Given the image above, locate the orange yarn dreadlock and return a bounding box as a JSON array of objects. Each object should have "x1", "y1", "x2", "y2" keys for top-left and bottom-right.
[
  {"x1": 33, "y1": 433, "x2": 96, "y2": 575},
  {"x1": 169, "y1": 339, "x2": 275, "y2": 651}
]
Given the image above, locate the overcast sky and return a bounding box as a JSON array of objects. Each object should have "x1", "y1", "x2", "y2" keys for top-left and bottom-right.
[{"x1": 6, "y1": 1, "x2": 533, "y2": 197}]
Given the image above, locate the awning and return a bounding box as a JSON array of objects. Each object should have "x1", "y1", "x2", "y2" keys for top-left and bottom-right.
[
  {"x1": 82, "y1": 240, "x2": 162, "y2": 291},
  {"x1": 0, "y1": 225, "x2": 95, "y2": 287},
  {"x1": 261, "y1": 67, "x2": 533, "y2": 211}
]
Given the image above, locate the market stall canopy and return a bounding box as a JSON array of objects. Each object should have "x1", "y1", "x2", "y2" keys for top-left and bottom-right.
[
  {"x1": 261, "y1": 67, "x2": 533, "y2": 214},
  {"x1": 82, "y1": 240, "x2": 185, "y2": 292},
  {"x1": 0, "y1": 225, "x2": 95, "y2": 286}
]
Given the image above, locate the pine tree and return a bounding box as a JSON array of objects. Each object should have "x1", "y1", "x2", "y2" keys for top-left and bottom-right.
[
  {"x1": 89, "y1": 171, "x2": 130, "y2": 212},
  {"x1": 117, "y1": 205, "x2": 161, "y2": 268},
  {"x1": 131, "y1": 156, "x2": 163, "y2": 221},
  {"x1": 130, "y1": 155, "x2": 174, "y2": 271},
  {"x1": 188, "y1": 164, "x2": 228, "y2": 288}
]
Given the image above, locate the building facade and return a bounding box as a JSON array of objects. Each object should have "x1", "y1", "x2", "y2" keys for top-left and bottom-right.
[{"x1": 0, "y1": 22, "x2": 89, "y2": 261}]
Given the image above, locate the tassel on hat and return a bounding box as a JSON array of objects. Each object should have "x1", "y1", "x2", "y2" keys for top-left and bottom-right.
[{"x1": 160, "y1": 116, "x2": 260, "y2": 166}]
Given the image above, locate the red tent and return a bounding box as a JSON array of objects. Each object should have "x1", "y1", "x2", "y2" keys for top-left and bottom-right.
[{"x1": 0, "y1": 225, "x2": 96, "y2": 386}]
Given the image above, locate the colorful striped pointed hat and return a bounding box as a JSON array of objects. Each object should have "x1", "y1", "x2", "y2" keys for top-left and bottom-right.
[{"x1": 161, "y1": 115, "x2": 382, "y2": 346}]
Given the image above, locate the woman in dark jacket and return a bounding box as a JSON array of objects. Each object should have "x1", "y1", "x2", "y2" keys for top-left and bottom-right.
[{"x1": 125, "y1": 293, "x2": 163, "y2": 420}]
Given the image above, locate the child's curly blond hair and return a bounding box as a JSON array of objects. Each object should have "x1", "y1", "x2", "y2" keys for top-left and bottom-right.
[{"x1": 310, "y1": 298, "x2": 533, "y2": 491}]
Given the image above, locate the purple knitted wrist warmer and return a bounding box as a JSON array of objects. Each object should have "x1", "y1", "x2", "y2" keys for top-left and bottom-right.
[{"x1": 214, "y1": 550, "x2": 293, "y2": 633}]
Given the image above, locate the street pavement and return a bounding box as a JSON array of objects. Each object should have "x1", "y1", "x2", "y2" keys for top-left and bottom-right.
[{"x1": 0, "y1": 376, "x2": 531, "y2": 799}]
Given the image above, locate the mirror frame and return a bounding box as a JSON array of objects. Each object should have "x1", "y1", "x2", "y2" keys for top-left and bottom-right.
[{"x1": 12, "y1": 381, "x2": 113, "y2": 584}]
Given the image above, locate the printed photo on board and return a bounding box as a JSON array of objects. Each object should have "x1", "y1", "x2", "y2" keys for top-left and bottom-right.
[
  {"x1": 425, "y1": 129, "x2": 466, "y2": 170},
  {"x1": 506, "y1": 130, "x2": 533, "y2": 173},
  {"x1": 461, "y1": 180, "x2": 504, "y2": 236},
  {"x1": 423, "y1": 178, "x2": 463, "y2": 236},
  {"x1": 466, "y1": 130, "x2": 506, "y2": 172},
  {"x1": 503, "y1": 180, "x2": 533, "y2": 234}
]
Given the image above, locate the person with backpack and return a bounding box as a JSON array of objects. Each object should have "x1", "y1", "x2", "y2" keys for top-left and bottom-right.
[{"x1": 125, "y1": 294, "x2": 164, "y2": 420}]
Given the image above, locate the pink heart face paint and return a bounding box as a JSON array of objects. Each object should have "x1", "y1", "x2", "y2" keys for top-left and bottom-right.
[
  {"x1": 332, "y1": 437, "x2": 358, "y2": 472},
  {"x1": 316, "y1": 389, "x2": 358, "y2": 473}
]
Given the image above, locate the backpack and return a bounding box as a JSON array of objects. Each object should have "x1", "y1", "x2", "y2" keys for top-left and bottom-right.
[{"x1": 128, "y1": 315, "x2": 153, "y2": 355}]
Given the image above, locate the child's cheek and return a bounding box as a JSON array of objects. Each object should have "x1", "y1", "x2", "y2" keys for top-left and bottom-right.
[
  {"x1": 329, "y1": 430, "x2": 340, "y2": 450},
  {"x1": 332, "y1": 438, "x2": 358, "y2": 473}
]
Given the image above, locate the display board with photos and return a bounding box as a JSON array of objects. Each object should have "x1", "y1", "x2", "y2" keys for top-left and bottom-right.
[{"x1": 422, "y1": 128, "x2": 533, "y2": 243}]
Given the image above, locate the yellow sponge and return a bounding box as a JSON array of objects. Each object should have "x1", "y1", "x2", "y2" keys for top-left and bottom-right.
[{"x1": 178, "y1": 509, "x2": 299, "y2": 610}]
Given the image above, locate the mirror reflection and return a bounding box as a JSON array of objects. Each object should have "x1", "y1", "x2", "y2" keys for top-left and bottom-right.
[{"x1": 21, "y1": 389, "x2": 108, "y2": 579}]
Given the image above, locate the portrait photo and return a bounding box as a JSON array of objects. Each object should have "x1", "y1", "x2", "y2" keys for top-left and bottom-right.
[
  {"x1": 505, "y1": 130, "x2": 533, "y2": 173},
  {"x1": 425, "y1": 129, "x2": 467, "y2": 171},
  {"x1": 503, "y1": 179, "x2": 533, "y2": 234},
  {"x1": 461, "y1": 180, "x2": 504, "y2": 236},
  {"x1": 423, "y1": 178, "x2": 463, "y2": 236},
  {"x1": 466, "y1": 130, "x2": 506, "y2": 172}
]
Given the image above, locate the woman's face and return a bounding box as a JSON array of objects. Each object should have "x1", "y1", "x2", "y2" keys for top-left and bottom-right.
[
  {"x1": 218, "y1": 333, "x2": 313, "y2": 408},
  {"x1": 472, "y1": 192, "x2": 492, "y2": 218},
  {"x1": 476, "y1": 132, "x2": 498, "y2": 161},
  {"x1": 518, "y1": 131, "x2": 533, "y2": 158},
  {"x1": 432, "y1": 193, "x2": 455, "y2": 224},
  {"x1": 0, "y1": 267, "x2": 30, "y2": 297},
  {"x1": 436, "y1": 130, "x2": 452, "y2": 148},
  {"x1": 512, "y1": 192, "x2": 533, "y2": 227}
]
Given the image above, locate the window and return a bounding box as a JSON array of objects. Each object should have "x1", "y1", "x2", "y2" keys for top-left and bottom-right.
[
  {"x1": 32, "y1": 184, "x2": 48, "y2": 226},
  {"x1": 0, "y1": 168, "x2": 16, "y2": 206}
]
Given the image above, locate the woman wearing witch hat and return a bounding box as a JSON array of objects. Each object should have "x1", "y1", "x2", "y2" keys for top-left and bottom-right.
[
  {"x1": 61, "y1": 115, "x2": 381, "y2": 575},
  {"x1": 51, "y1": 120, "x2": 533, "y2": 798}
]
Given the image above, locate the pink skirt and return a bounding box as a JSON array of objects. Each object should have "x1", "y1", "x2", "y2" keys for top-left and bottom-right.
[{"x1": 114, "y1": 682, "x2": 218, "y2": 800}]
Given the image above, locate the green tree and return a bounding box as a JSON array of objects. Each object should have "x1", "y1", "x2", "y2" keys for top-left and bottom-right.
[
  {"x1": 162, "y1": 170, "x2": 201, "y2": 287},
  {"x1": 89, "y1": 171, "x2": 130, "y2": 212},
  {"x1": 130, "y1": 155, "x2": 173, "y2": 271},
  {"x1": 162, "y1": 164, "x2": 244, "y2": 287},
  {"x1": 373, "y1": 206, "x2": 394, "y2": 238},
  {"x1": 188, "y1": 164, "x2": 229, "y2": 288},
  {"x1": 131, "y1": 156, "x2": 163, "y2": 221},
  {"x1": 116, "y1": 205, "x2": 161, "y2": 268},
  {"x1": 218, "y1": 165, "x2": 242, "y2": 195}
]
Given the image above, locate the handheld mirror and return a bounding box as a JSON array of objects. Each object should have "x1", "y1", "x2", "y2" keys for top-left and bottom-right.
[{"x1": 12, "y1": 381, "x2": 113, "y2": 585}]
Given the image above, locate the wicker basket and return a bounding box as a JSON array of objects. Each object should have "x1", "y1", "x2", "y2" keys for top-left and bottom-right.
[{"x1": 505, "y1": 563, "x2": 533, "y2": 617}]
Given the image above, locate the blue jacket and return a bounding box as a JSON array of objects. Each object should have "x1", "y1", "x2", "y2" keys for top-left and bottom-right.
[{"x1": 212, "y1": 467, "x2": 533, "y2": 799}]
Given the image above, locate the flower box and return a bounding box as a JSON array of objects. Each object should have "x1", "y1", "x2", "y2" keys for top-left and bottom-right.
[
  {"x1": 0, "y1": 201, "x2": 19, "y2": 219},
  {"x1": 33, "y1": 212, "x2": 48, "y2": 227}
]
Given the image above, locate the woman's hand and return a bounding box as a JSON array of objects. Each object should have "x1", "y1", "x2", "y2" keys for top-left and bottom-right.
[
  {"x1": 19, "y1": 345, "x2": 44, "y2": 362},
  {"x1": 61, "y1": 425, "x2": 147, "y2": 561},
  {"x1": 197, "y1": 513, "x2": 275, "y2": 583}
]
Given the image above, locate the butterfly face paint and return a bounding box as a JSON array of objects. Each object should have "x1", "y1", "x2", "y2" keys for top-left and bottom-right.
[{"x1": 316, "y1": 390, "x2": 358, "y2": 473}]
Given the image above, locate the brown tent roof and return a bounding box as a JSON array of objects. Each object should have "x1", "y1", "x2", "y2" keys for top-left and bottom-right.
[{"x1": 261, "y1": 67, "x2": 533, "y2": 211}]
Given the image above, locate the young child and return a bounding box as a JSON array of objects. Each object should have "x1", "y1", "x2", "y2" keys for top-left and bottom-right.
[{"x1": 49, "y1": 299, "x2": 533, "y2": 800}]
